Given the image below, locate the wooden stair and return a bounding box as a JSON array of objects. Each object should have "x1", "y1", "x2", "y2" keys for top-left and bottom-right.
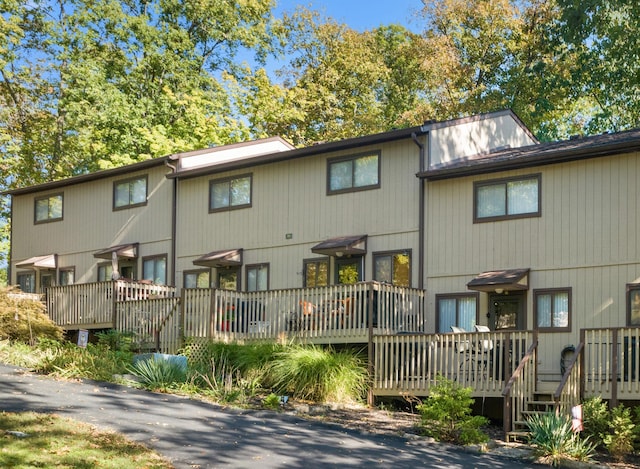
[{"x1": 506, "y1": 387, "x2": 557, "y2": 442}]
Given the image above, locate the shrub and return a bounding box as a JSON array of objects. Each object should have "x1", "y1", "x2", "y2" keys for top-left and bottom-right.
[
  {"x1": 0, "y1": 287, "x2": 62, "y2": 343},
  {"x1": 526, "y1": 412, "x2": 596, "y2": 466},
  {"x1": 128, "y1": 356, "x2": 187, "y2": 392},
  {"x1": 96, "y1": 329, "x2": 135, "y2": 353},
  {"x1": 263, "y1": 393, "x2": 281, "y2": 410},
  {"x1": 603, "y1": 404, "x2": 635, "y2": 460},
  {"x1": 416, "y1": 376, "x2": 489, "y2": 445},
  {"x1": 582, "y1": 396, "x2": 609, "y2": 447},
  {"x1": 265, "y1": 344, "x2": 368, "y2": 403}
]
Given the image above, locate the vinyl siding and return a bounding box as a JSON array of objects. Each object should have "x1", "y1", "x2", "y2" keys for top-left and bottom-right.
[
  {"x1": 425, "y1": 150, "x2": 640, "y2": 379},
  {"x1": 175, "y1": 139, "x2": 421, "y2": 289}
]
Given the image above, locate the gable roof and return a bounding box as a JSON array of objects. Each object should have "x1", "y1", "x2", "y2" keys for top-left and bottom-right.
[{"x1": 420, "y1": 128, "x2": 640, "y2": 181}]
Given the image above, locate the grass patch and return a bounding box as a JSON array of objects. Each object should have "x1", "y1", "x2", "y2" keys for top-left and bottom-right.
[{"x1": 0, "y1": 411, "x2": 173, "y2": 468}]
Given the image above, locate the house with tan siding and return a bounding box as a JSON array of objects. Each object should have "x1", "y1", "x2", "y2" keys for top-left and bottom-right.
[{"x1": 11, "y1": 108, "x2": 640, "y2": 435}]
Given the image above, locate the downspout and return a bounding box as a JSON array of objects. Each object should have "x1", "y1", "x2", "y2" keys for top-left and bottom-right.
[
  {"x1": 411, "y1": 132, "x2": 427, "y2": 290},
  {"x1": 7, "y1": 195, "x2": 13, "y2": 285},
  {"x1": 165, "y1": 159, "x2": 178, "y2": 287}
]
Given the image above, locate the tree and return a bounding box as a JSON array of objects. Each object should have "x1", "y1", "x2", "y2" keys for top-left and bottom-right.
[{"x1": 558, "y1": 0, "x2": 640, "y2": 133}]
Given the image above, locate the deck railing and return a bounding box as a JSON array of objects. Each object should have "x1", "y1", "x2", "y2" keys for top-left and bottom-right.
[
  {"x1": 181, "y1": 282, "x2": 426, "y2": 344},
  {"x1": 553, "y1": 341, "x2": 583, "y2": 416},
  {"x1": 115, "y1": 297, "x2": 182, "y2": 354},
  {"x1": 583, "y1": 327, "x2": 640, "y2": 405},
  {"x1": 502, "y1": 338, "x2": 538, "y2": 436},
  {"x1": 46, "y1": 280, "x2": 176, "y2": 328},
  {"x1": 372, "y1": 330, "x2": 534, "y2": 397}
]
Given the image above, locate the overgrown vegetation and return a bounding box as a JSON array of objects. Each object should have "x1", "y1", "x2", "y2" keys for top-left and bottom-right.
[
  {"x1": 0, "y1": 287, "x2": 63, "y2": 344},
  {"x1": 264, "y1": 344, "x2": 368, "y2": 403},
  {"x1": 582, "y1": 396, "x2": 639, "y2": 461},
  {"x1": 416, "y1": 376, "x2": 489, "y2": 445},
  {"x1": 526, "y1": 412, "x2": 596, "y2": 466},
  {"x1": 0, "y1": 411, "x2": 172, "y2": 468}
]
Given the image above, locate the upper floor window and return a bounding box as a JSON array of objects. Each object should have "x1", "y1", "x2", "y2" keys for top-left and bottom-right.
[
  {"x1": 373, "y1": 251, "x2": 411, "y2": 287},
  {"x1": 328, "y1": 152, "x2": 380, "y2": 194},
  {"x1": 35, "y1": 193, "x2": 63, "y2": 224},
  {"x1": 114, "y1": 175, "x2": 147, "y2": 210},
  {"x1": 436, "y1": 293, "x2": 478, "y2": 333},
  {"x1": 59, "y1": 268, "x2": 75, "y2": 286},
  {"x1": 209, "y1": 174, "x2": 252, "y2": 212},
  {"x1": 627, "y1": 284, "x2": 640, "y2": 326},
  {"x1": 303, "y1": 258, "x2": 329, "y2": 287},
  {"x1": 534, "y1": 288, "x2": 571, "y2": 332},
  {"x1": 474, "y1": 174, "x2": 540, "y2": 222},
  {"x1": 143, "y1": 255, "x2": 167, "y2": 285},
  {"x1": 246, "y1": 263, "x2": 269, "y2": 292}
]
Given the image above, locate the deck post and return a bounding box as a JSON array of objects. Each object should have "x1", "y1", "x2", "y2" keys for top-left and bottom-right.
[
  {"x1": 579, "y1": 329, "x2": 586, "y2": 402},
  {"x1": 367, "y1": 282, "x2": 375, "y2": 407},
  {"x1": 111, "y1": 280, "x2": 117, "y2": 329},
  {"x1": 611, "y1": 329, "x2": 619, "y2": 408}
]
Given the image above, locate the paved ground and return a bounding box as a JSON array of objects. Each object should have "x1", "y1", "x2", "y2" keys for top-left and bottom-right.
[{"x1": 0, "y1": 364, "x2": 541, "y2": 468}]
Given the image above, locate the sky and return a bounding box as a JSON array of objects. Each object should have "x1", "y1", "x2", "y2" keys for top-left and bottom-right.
[{"x1": 275, "y1": 0, "x2": 424, "y2": 33}]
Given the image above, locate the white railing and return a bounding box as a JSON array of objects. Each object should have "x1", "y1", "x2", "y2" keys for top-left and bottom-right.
[
  {"x1": 46, "y1": 281, "x2": 176, "y2": 328},
  {"x1": 181, "y1": 282, "x2": 426, "y2": 344},
  {"x1": 115, "y1": 297, "x2": 182, "y2": 354},
  {"x1": 373, "y1": 330, "x2": 534, "y2": 397},
  {"x1": 583, "y1": 327, "x2": 640, "y2": 404}
]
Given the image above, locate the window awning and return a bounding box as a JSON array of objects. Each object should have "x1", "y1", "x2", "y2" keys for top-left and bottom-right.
[
  {"x1": 193, "y1": 249, "x2": 243, "y2": 268},
  {"x1": 467, "y1": 268, "x2": 530, "y2": 293},
  {"x1": 93, "y1": 243, "x2": 139, "y2": 260},
  {"x1": 16, "y1": 254, "x2": 57, "y2": 270},
  {"x1": 311, "y1": 235, "x2": 367, "y2": 257}
]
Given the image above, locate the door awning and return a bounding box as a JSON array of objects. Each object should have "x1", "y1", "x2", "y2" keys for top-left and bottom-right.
[
  {"x1": 193, "y1": 249, "x2": 243, "y2": 268},
  {"x1": 16, "y1": 254, "x2": 57, "y2": 270},
  {"x1": 467, "y1": 268, "x2": 530, "y2": 293},
  {"x1": 93, "y1": 243, "x2": 139, "y2": 260},
  {"x1": 311, "y1": 235, "x2": 368, "y2": 257}
]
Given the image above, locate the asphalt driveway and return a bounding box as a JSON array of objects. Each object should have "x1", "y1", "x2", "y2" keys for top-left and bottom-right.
[{"x1": 0, "y1": 364, "x2": 539, "y2": 468}]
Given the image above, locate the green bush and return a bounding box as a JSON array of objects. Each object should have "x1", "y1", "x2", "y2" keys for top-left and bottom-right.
[
  {"x1": 128, "y1": 357, "x2": 187, "y2": 392},
  {"x1": 96, "y1": 329, "x2": 135, "y2": 352},
  {"x1": 582, "y1": 396, "x2": 609, "y2": 447},
  {"x1": 0, "y1": 287, "x2": 63, "y2": 343},
  {"x1": 265, "y1": 344, "x2": 368, "y2": 403},
  {"x1": 526, "y1": 412, "x2": 596, "y2": 466},
  {"x1": 263, "y1": 393, "x2": 281, "y2": 410},
  {"x1": 603, "y1": 404, "x2": 635, "y2": 460},
  {"x1": 416, "y1": 376, "x2": 489, "y2": 445}
]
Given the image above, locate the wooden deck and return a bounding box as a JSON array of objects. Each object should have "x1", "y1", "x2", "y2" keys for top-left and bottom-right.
[{"x1": 40, "y1": 281, "x2": 640, "y2": 435}]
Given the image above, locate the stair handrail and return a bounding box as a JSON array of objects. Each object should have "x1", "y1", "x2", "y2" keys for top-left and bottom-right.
[
  {"x1": 553, "y1": 341, "x2": 584, "y2": 416},
  {"x1": 153, "y1": 298, "x2": 182, "y2": 352},
  {"x1": 502, "y1": 339, "x2": 538, "y2": 436}
]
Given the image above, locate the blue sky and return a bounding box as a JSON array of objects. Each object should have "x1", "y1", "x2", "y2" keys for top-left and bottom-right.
[{"x1": 275, "y1": 0, "x2": 424, "y2": 32}]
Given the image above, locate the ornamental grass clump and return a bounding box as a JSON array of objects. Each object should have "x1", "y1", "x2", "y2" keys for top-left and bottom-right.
[
  {"x1": 416, "y1": 376, "x2": 489, "y2": 445},
  {"x1": 265, "y1": 344, "x2": 368, "y2": 403},
  {"x1": 128, "y1": 356, "x2": 187, "y2": 392},
  {"x1": 526, "y1": 412, "x2": 596, "y2": 467}
]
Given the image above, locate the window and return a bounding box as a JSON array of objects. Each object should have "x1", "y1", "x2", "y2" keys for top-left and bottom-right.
[
  {"x1": 336, "y1": 257, "x2": 363, "y2": 285},
  {"x1": 184, "y1": 270, "x2": 210, "y2": 289},
  {"x1": 143, "y1": 255, "x2": 167, "y2": 285},
  {"x1": 209, "y1": 174, "x2": 252, "y2": 212},
  {"x1": 328, "y1": 152, "x2": 380, "y2": 194},
  {"x1": 436, "y1": 293, "x2": 478, "y2": 333},
  {"x1": 59, "y1": 268, "x2": 75, "y2": 286},
  {"x1": 34, "y1": 193, "x2": 63, "y2": 224},
  {"x1": 113, "y1": 176, "x2": 147, "y2": 210},
  {"x1": 246, "y1": 263, "x2": 269, "y2": 292},
  {"x1": 474, "y1": 174, "x2": 541, "y2": 222},
  {"x1": 629, "y1": 284, "x2": 640, "y2": 326},
  {"x1": 303, "y1": 258, "x2": 329, "y2": 287},
  {"x1": 40, "y1": 272, "x2": 55, "y2": 290},
  {"x1": 98, "y1": 264, "x2": 113, "y2": 282},
  {"x1": 534, "y1": 288, "x2": 571, "y2": 331},
  {"x1": 17, "y1": 272, "x2": 35, "y2": 293},
  {"x1": 218, "y1": 268, "x2": 239, "y2": 290},
  {"x1": 373, "y1": 251, "x2": 411, "y2": 287}
]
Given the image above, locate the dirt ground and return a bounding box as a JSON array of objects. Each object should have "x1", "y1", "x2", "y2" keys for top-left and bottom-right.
[{"x1": 280, "y1": 401, "x2": 640, "y2": 469}]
